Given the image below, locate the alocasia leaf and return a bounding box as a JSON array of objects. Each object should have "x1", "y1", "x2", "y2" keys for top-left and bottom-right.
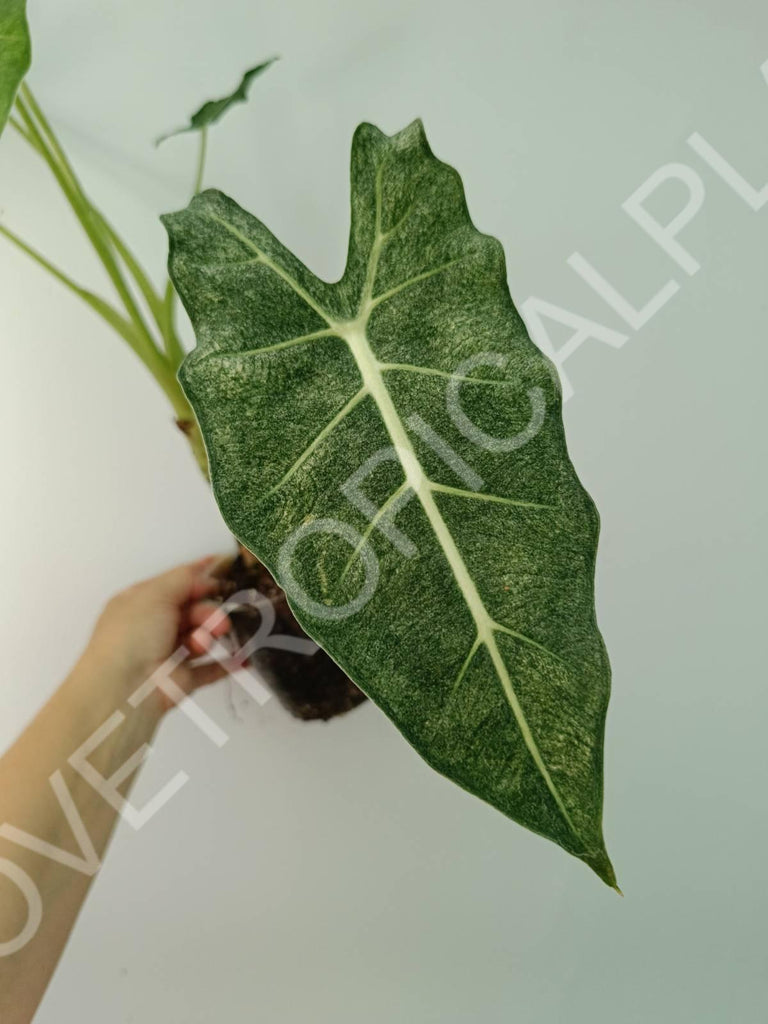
[
  {"x1": 163, "y1": 120, "x2": 618, "y2": 888},
  {"x1": 156, "y1": 58, "x2": 277, "y2": 144},
  {"x1": 0, "y1": 0, "x2": 30, "y2": 138}
]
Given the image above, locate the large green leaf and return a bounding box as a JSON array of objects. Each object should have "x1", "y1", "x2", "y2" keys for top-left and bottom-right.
[
  {"x1": 163, "y1": 120, "x2": 617, "y2": 888},
  {"x1": 0, "y1": 0, "x2": 30, "y2": 138},
  {"x1": 156, "y1": 58, "x2": 277, "y2": 144}
]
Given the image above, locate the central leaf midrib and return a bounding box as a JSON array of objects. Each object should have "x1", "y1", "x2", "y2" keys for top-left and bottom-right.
[
  {"x1": 340, "y1": 317, "x2": 581, "y2": 845},
  {"x1": 203, "y1": 205, "x2": 585, "y2": 852}
]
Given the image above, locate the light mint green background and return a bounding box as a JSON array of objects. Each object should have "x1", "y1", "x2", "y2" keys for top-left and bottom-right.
[{"x1": 0, "y1": 0, "x2": 766, "y2": 1021}]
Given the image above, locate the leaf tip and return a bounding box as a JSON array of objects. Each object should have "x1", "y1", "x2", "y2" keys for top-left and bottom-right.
[
  {"x1": 582, "y1": 845, "x2": 619, "y2": 891},
  {"x1": 398, "y1": 116, "x2": 427, "y2": 142}
]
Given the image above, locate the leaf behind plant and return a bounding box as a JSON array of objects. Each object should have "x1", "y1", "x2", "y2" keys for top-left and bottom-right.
[
  {"x1": 0, "y1": 0, "x2": 31, "y2": 138},
  {"x1": 156, "y1": 57, "x2": 278, "y2": 145}
]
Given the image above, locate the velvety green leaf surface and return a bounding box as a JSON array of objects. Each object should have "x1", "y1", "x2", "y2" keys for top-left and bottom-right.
[
  {"x1": 156, "y1": 58, "x2": 277, "y2": 144},
  {"x1": 0, "y1": 0, "x2": 30, "y2": 138},
  {"x1": 163, "y1": 120, "x2": 617, "y2": 888}
]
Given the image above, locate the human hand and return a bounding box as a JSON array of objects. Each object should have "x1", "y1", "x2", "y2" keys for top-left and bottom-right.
[
  {"x1": 77, "y1": 556, "x2": 236, "y2": 712},
  {"x1": 0, "y1": 558, "x2": 241, "y2": 1018}
]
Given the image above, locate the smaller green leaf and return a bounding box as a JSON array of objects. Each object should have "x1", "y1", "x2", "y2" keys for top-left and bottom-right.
[
  {"x1": 0, "y1": 0, "x2": 31, "y2": 138},
  {"x1": 156, "y1": 58, "x2": 277, "y2": 145}
]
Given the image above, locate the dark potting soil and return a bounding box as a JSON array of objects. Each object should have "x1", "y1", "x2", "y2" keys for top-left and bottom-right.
[{"x1": 218, "y1": 550, "x2": 367, "y2": 721}]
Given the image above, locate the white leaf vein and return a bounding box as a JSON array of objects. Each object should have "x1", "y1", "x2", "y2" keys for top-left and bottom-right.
[{"x1": 199, "y1": 174, "x2": 587, "y2": 851}]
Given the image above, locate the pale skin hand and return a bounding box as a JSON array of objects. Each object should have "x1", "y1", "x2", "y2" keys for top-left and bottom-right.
[{"x1": 0, "y1": 557, "x2": 236, "y2": 1023}]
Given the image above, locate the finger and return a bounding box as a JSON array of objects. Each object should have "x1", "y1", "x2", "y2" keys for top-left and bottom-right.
[
  {"x1": 182, "y1": 622, "x2": 233, "y2": 657},
  {"x1": 179, "y1": 603, "x2": 233, "y2": 652},
  {"x1": 146, "y1": 556, "x2": 227, "y2": 605},
  {"x1": 187, "y1": 601, "x2": 233, "y2": 635},
  {"x1": 189, "y1": 555, "x2": 232, "y2": 600},
  {"x1": 188, "y1": 573, "x2": 224, "y2": 601},
  {"x1": 178, "y1": 597, "x2": 218, "y2": 634},
  {"x1": 191, "y1": 555, "x2": 218, "y2": 569},
  {"x1": 182, "y1": 628, "x2": 214, "y2": 657},
  {"x1": 187, "y1": 661, "x2": 238, "y2": 689},
  {"x1": 143, "y1": 563, "x2": 199, "y2": 605}
]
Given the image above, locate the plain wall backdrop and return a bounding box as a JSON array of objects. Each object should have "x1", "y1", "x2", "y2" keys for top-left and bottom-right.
[{"x1": 1, "y1": 0, "x2": 766, "y2": 1020}]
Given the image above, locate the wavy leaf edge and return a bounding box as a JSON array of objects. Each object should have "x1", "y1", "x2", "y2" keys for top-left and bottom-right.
[{"x1": 164, "y1": 118, "x2": 617, "y2": 890}]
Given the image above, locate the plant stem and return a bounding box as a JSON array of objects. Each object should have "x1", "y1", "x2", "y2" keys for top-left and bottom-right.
[
  {"x1": 175, "y1": 417, "x2": 209, "y2": 479},
  {"x1": 14, "y1": 91, "x2": 161, "y2": 368},
  {"x1": 17, "y1": 87, "x2": 189, "y2": 370},
  {"x1": 0, "y1": 221, "x2": 189, "y2": 423},
  {"x1": 9, "y1": 115, "x2": 40, "y2": 150},
  {"x1": 159, "y1": 278, "x2": 185, "y2": 368},
  {"x1": 19, "y1": 87, "x2": 193, "y2": 375},
  {"x1": 193, "y1": 126, "x2": 208, "y2": 195},
  {"x1": 4, "y1": 86, "x2": 210, "y2": 479},
  {"x1": 0, "y1": 221, "x2": 141, "y2": 349},
  {"x1": 19, "y1": 83, "x2": 79, "y2": 190},
  {"x1": 94, "y1": 212, "x2": 186, "y2": 369}
]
